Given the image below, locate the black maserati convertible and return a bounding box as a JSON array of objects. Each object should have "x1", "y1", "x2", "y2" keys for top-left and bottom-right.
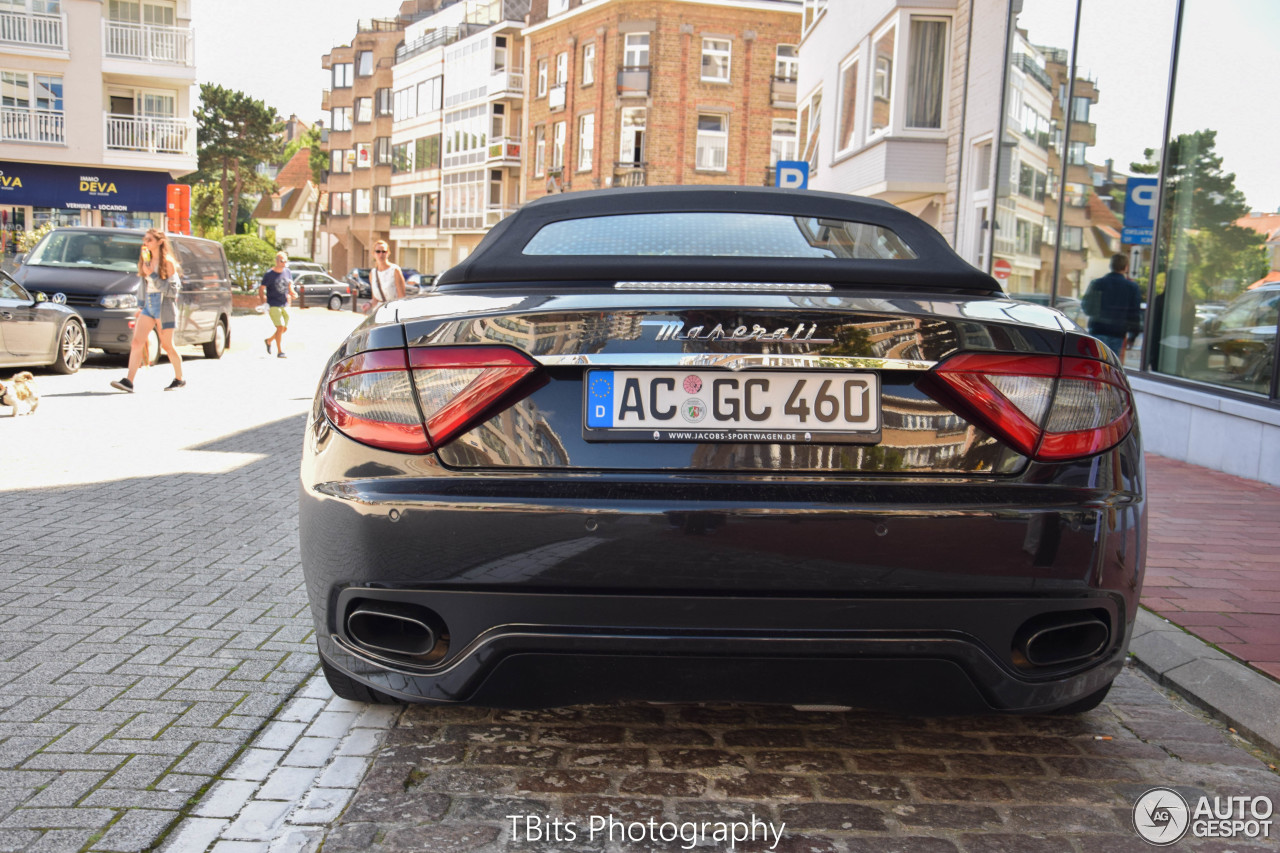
[{"x1": 300, "y1": 187, "x2": 1145, "y2": 714}]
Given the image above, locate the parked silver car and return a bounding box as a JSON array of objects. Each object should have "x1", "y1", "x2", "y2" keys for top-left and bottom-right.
[{"x1": 0, "y1": 270, "x2": 88, "y2": 374}]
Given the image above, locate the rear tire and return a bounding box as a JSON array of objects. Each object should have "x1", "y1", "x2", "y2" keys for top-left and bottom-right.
[
  {"x1": 320, "y1": 656, "x2": 403, "y2": 705},
  {"x1": 1051, "y1": 682, "x2": 1111, "y2": 715},
  {"x1": 203, "y1": 318, "x2": 228, "y2": 359},
  {"x1": 328, "y1": 293, "x2": 342, "y2": 311},
  {"x1": 51, "y1": 319, "x2": 87, "y2": 374}
]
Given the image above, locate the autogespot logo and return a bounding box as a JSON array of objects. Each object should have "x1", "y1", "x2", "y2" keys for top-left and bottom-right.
[{"x1": 1134, "y1": 787, "x2": 1190, "y2": 845}]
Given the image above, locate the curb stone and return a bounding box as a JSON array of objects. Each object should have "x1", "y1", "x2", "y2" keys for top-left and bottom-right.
[{"x1": 1128, "y1": 608, "x2": 1280, "y2": 758}]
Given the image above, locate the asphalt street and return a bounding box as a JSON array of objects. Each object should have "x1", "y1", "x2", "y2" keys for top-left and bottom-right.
[{"x1": 0, "y1": 308, "x2": 1277, "y2": 852}]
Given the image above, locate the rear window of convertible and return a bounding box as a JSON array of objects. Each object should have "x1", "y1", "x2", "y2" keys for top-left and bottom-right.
[{"x1": 521, "y1": 212, "x2": 918, "y2": 260}]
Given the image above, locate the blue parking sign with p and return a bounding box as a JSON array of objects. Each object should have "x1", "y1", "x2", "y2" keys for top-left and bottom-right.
[
  {"x1": 1122, "y1": 177, "x2": 1159, "y2": 245},
  {"x1": 775, "y1": 160, "x2": 809, "y2": 190}
]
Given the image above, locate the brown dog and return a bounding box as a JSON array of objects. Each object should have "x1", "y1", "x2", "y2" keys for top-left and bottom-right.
[{"x1": 1, "y1": 371, "x2": 39, "y2": 416}]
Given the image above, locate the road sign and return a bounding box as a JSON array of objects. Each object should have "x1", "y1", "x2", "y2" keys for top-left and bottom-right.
[
  {"x1": 992, "y1": 258, "x2": 1012, "y2": 280},
  {"x1": 1123, "y1": 177, "x2": 1159, "y2": 246},
  {"x1": 775, "y1": 160, "x2": 809, "y2": 190}
]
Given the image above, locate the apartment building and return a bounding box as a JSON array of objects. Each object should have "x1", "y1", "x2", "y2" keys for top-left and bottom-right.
[
  {"x1": 321, "y1": 21, "x2": 402, "y2": 276},
  {"x1": 390, "y1": 0, "x2": 529, "y2": 274},
  {"x1": 0, "y1": 0, "x2": 197, "y2": 241},
  {"x1": 521, "y1": 0, "x2": 802, "y2": 201}
]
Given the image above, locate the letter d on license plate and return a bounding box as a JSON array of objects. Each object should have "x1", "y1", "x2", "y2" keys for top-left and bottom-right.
[{"x1": 584, "y1": 370, "x2": 881, "y2": 444}]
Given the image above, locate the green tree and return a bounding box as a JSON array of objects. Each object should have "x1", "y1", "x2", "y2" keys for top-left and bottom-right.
[
  {"x1": 195, "y1": 84, "x2": 284, "y2": 236},
  {"x1": 1131, "y1": 129, "x2": 1266, "y2": 300},
  {"x1": 221, "y1": 234, "x2": 277, "y2": 290}
]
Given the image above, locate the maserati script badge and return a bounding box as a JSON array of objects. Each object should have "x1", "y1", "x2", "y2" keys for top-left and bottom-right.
[{"x1": 651, "y1": 321, "x2": 834, "y2": 344}]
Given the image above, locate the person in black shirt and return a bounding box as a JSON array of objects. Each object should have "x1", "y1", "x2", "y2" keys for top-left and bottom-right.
[
  {"x1": 1082, "y1": 253, "x2": 1143, "y2": 356},
  {"x1": 258, "y1": 252, "x2": 297, "y2": 358}
]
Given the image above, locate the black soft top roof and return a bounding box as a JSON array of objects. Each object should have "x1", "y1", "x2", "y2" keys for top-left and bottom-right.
[{"x1": 437, "y1": 186, "x2": 998, "y2": 292}]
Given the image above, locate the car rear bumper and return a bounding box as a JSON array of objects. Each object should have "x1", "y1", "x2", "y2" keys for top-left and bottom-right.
[{"x1": 300, "y1": 430, "x2": 1146, "y2": 712}]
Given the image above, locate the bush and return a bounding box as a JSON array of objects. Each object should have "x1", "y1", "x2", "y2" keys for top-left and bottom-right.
[{"x1": 221, "y1": 234, "x2": 276, "y2": 290}]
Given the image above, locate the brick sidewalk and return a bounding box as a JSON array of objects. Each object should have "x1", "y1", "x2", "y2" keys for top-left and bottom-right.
[{"x1": 1142, "y1": 453, "x2": 1280, "y2": 682}]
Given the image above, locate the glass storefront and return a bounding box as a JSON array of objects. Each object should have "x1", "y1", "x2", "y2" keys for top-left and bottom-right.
[{"x1": 995, "y1": 0, "x2": 1279, "y2": 403}]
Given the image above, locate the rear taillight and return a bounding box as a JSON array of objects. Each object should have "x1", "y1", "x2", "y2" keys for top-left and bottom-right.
[
  {"x1": 322, "y1": 346, "x2": 540, "y2": 453},
  {"x1": 920, "y1": 352, "x2": 1134, "y2": 461}
]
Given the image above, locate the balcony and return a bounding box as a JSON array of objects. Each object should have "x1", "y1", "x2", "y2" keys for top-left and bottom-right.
[
  {"x1": 613, "y1": 162, "x2": 647, "y2": 187},
  {"x1": 103, "y1": 20, "x2": 194, "y2": 66},
  {"x1": 486, "y1": 136, "x2": 521, "y2": 166},
  {"x1": 617, "y1": 66, "x2": 650, "y2": 98},
  {"x1": 0, "y1": 107, "x2": 65, "y2": 145},
  {"x1": 770, "y1": 76, "x2": 797, "y2": 109},
  {"x1": 0, "y1": 9, "x2": 66, "y2": 51},
  {"x1": 489, "y1": 70, "x2": 524, "y2": 99},
  {"x1": 548, "y1": 83, "x2": 566, "y2": 111},
  {"x1": 485, "y1": 204, "x2": 518, "y2": 227},
  {"x1": 321, "y1": 89, "x2": 331, "y2": 111},
  {"x1": 104, "y1": 113, "x2": 195, "y2": 156}
]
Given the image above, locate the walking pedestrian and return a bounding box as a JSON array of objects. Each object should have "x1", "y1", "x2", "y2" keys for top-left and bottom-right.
[
  {"x1": 110, "y1": 229, "x2": 185, "y2": 392},
  {"x1": 368, "y1": 240, "x2": 406, "y2": 313},
  {"x1": 1082, "y1": 253, "x2": 1143, "y2": 357},
  {"x1": 259, "y1": 252, "x2": 297, "y2": 358}
]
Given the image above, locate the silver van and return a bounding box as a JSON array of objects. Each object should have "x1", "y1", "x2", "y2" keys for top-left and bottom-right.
[{"x1": 14, "y1": 227, "x2": 233, "y2": 359}]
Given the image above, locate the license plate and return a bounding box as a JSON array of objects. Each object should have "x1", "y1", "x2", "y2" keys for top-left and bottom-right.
[{"x1": 584, "y1": 370, "x2": 881, "y2": 443}]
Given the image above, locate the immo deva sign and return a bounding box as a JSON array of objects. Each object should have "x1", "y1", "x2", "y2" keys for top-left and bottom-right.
[{"x1": 0, "y1": 161, "x2": 172, "y2": 213}]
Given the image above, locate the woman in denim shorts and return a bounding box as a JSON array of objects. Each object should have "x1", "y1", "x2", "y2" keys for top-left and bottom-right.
[{"x1": 110, "y1": 229, "x2": 185, "y2": 392}]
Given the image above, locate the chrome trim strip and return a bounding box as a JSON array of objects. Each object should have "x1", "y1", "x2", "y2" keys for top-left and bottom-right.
[
  {"x1": 534, "y1": 353, "x2": 937, "y2": 371},
  {"x1": 615, "y1": 281, "x2": 833, "y2": 292}
]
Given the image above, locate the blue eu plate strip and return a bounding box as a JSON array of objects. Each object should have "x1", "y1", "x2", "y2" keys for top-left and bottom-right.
[{"x1": 587, "y1": 371, "x2": 614, "y2": 427}]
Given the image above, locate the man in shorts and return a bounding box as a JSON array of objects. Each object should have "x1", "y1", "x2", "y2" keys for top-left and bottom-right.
[{"x1": 258, "y1": 252, "x2": 297, "y2": 358}]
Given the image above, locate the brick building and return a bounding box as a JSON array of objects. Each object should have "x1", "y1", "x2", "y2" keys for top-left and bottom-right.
[{"x1": 521, "y1": 0, "x2": 802, "y2": 201}]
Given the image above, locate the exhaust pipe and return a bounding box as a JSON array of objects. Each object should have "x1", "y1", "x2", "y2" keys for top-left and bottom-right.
[
  {"x1": 346, "y1": 600, "x2": 447, "y2": 662},
  {"x1": 1014, "y1": 612, "x2": 1110, "y2": 669}
]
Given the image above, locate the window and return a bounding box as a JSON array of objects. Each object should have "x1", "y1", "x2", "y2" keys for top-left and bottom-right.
[
  {"x1": 355, "y1": 97, "x2": 371, "y2": 123},
  {"x1": 776, "y1": 44, "x2": 798, "y2": 81},
  {"x1": 801, "y1": 90, "x2": 821, "y2": 173},
  {"x1": 1015, "y1": 218, "x2": 1042, "y2": 256},
  {"x1": 555, "y1": 51, "x2": 568, "y2": 86},
  {"x1": 330, "y1": 149, "x2": 351, "y2": 173},
  {"x1": 355, "y1": 142, "x2": 371, "y2": 168},
  {"x1": 330, "y1": 192, "x2": 351, "y2": 216},
  {"x1": 413, "y1": 193, "x2": 437, "y2": 227},
  {"x1": 1060, "y1": 225, "x2": 1083, "y2": 251},
  {"x1": 1068, "y1": 141, "x2": 1087, "y2": 166},
  {"x1": 331, "y1": 106, "x2": 351, "y2": 132},
  {"x1": 701, "y1": 38, "x2": 731, "y2": 82},
  {"x1": 534, "y1": 125, "x2": 545, "y2": 176},
  {"x1": 624, "y1": 33, "x2": 649, "y2": 69},
  {"x1": 392, "y1": 142, "x2": 412, "y2": 174},
  {"x1": 375, "y1": 186, "x2": 391, "y2": 214},
  {"x1": 490, "y1": 169, "x2": 503, "y2": 207},
  {"x1": 837, "y1": 55, "x2": 859, "y2": 152},
  {"x1": 1070, "y1": 96, "x2": 1090, "y2": 123},
  {"x1": 551, "y1": 120, "x2": 565, "y2": 172},
  {"x1": 577, "y1": 113, "x2": 594, "y2": 171},
  {"x1": 695, "y1": 113, "x2": 727, "y2": 171},
  {"x1": 354, "y1": 188, "x2": 370, "y2": 215},
  {"x1": 537, "y1": 59, "x2": 548, "y2": 97},
  {"x1": 418, "y1": 76, "x2": 442, "y2": 113},
  {"x1": 443, "y1": 104, "x2": 486, "y2": 168},
  {"x1": 332, "y1": 63, "x2": 352, "y2": 88},
  {"x1": 391, "y1": 195, "x2": 412, "y2": 227},
  {"x1": 491, "y1": 103, "x2": 505, "y2": 141},
  {"x1": 394, "y1": 85, "x2": 417, "y2": 120},
  {"x1": 972, "y1": 141, "x2": 992, "y2": 193},
  {"x1": 905, "y1": 18, "x2": 946, "y2": 129},
  {"x1": 376, "y1": 88, "x2": 393, "y2": 116},
  {"x1": 357, "y1": 50, "x2": 373, "y2": 76},
  {"x1": 494, "y1": 35, "x2": 507, "y2": 71},
  {"x1": 1065, "y1": 182, "x2": 1089, "y2": 207},
  {"x1": 771, "y1": 119, "x2": 797, "y2": 164},
  {"x1": 375, "y1": 136, "x2": 392, "y2": 166},
  {"x1": 802, "y1": 0, "x2": 828, "y2": 34},
  {"x1": 416, "y1": 135, "x2": 440, "y2": 170},
  {"x1": 872, "y1": 27, "x2": 894, "y2": 134},
  {"x1": 619, "y1": 107, "x2": 645, "y2": 164},
  {"x1": 582, "y1": 43, "x2": 595, "y2": 85}
]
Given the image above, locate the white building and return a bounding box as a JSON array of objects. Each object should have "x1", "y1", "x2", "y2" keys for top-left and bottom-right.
[
  {"x1": 389, "y1": 0, "x2": 528, "y2": 276},
  {"x1": 0, "y1": 0, "x2": 197, "y2": 239}
]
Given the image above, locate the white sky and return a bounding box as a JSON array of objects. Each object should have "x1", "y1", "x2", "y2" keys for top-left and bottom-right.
[
  {"x1": 192, "y1": 0, "x2": 1280, "y2": 212},
  {"x1": 190, "y1": 0, "x2": 405, "y2": 122}
]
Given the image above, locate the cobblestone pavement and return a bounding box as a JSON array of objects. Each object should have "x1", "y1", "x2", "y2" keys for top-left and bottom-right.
[
  {"x1": 320, "y1": 669, "x2": 1280, "y2": 853},
  {"x1": 0, "y1": 310, "x2": 375, "y2": 853}
]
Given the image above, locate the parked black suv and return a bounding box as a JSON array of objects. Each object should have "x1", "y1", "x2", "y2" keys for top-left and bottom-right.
[{"x1": 14, "y1": 228, "x2": 233, "y2": 358}]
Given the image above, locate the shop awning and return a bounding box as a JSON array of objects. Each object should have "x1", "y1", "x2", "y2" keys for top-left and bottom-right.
[{"x1": 0, "y1": 161, "x2": 171, "y2": 212}]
